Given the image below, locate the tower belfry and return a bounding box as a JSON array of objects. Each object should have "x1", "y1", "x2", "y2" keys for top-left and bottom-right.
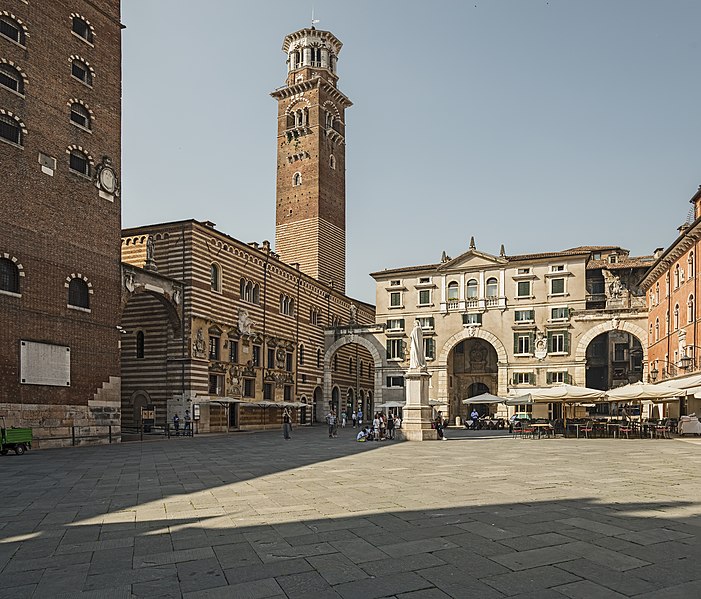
[{"x1": 271, "y1": 27, "x2": 352, "y2": 293}]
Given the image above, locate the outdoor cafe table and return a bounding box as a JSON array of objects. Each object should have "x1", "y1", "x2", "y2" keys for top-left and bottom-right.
[
  {"x1": 606, "y1": 423, "x2": 620, "y2": 438},
  {"x1": 566, "y1": 423, "x2": 584, "y2": 438},
  {"x1": 531, "y1": 423, "x2": 553, "y2": 439}
]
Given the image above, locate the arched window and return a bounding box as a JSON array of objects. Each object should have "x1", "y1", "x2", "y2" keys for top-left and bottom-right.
[
  {"x1": 292, "y1": 172, "x2": 302, "y2": 186},
  {"x1": 252, "y1": 283, "x2": 260, "y2": 304},
  {"x1": 0, "y1": 15, "x2": 26, "y2": 46},
  {"x1": 674, "y1": 304, "x2": 680, "y2": 330},
  {"x1": 69, "y1": 148, "x2": 91, "y2": 177},
  {"x1": 299, "y1": 345, "x2": 305, "y2": 366},
  {"x1": 655, "y1": 318, "x2": 659, "y2": 342},
  {"x1": 72, "y1": 16, "x2": 93, "y2": 44},
  {"x1": 239, "y1": 277, "x2": 246, "y2": 299},
  {"x1": 329, "y1": 154, "x2": 336, "y2": 170},
  {"x1": 655, "y1": 282, "x2": 660, "y2": 304},
  {"x1": 689, "y1": 252, "x2": 695, "y2": 278},
  {"x1": 0, "y1": 258, "x2": 20, "y2": 293},
  {"x1": 486, "y1": 277, "x2": 498, "y2": 298},
  {"x1": 674, "y1": 265, "x2": 680, "y2": 289},
  {"x1": 71, "y1": 58, "x2": 93, "y2": 86},
  {"x1": 136, "y1": 331, "x2": 145, "y2": 359},
  {"x1": 466, "y1": 279, "x2": 478, "y2": 298},
  {"x1": 447, "y1": 281, "x2": 459, "y2": 301},
  {"x1": 317, "y1": 348, "x2": 322, "y2": 368},
  {"x1": 689, "y1": 295, "x2": 695, "y2": 324},
  {"x1": 325, "y1": 112, "x2": 333, "y2": 129},
  {"x1": 68, "y1": 278, "x2": 90, "y2": 308},
  {"x1": 0, "y1": 63, "x2": 24, "y2": 94},
  {"x1": 70, "y1": 103, "x2": 91, "y2": 130},
  {"x1": 210, "y1": 263, "x2": 221, "y2": 292},
  {"x1": 0, "y1": 112, "x2": 22, "y2": 146}
]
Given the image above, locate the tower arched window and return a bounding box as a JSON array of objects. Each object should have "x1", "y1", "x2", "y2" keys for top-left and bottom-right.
[
  {"x1": 655, "y1": 318, "x2": 659, "y2": 342},
  {"x1": 0, "y1": 112, "x2": 23, "y2": 146},
  {"x1": 210, "y1": 263, "x2": 221, "y2": 292},
  {"x1": 0, "y1": 63, "x2": 24, "y2": 95},
  {"x1": 72, "y1": 16, "x2": 93, "y2": 44},
  {"x1": 71, "y1": 58, "x2": 93, "y2": 86},
  {"x1": 0, "y1": 257, "x2": 20, "y2": 293},
  {"x1": 689, "y1": 295, "x2": 695, "y2": 324},
  {"x1": 292, "y1": 172, "x2": 302, "y2": 186},
  {"x1": 486, "y1": 277, "x2": 498, "y2": 298},
  {"x1": 466, "y1": 279, "x2": 478, "y2": 298},
  {"x1": 0, "y1": 15, "x2": 26, "y2": 46},
  {"x1": 674, "y1": 304, "x2": 680, "y2": 330},
  {"x1": 70, "y1": 102, "x2": 91, "y2": 130},
  {"x1": 68, "y1": 278, "x2": 90, "y2": 309},
  {"x1": 674, "y1": 265, "x2": 680, "y2": 289},
  {"x1": 325, "y1": 112, "x2": 333, "y2": 129},
  {"x1": 136, "y1": 331, "x2": 145, "y2": 359},
  {"x1": 329, "y1": 154, "x2": 336, "y2": 170},
  {"x1": 69, "y1": 148, "x2": 91, "y2": 177},
  {"x1": 447, "y1": 281, "x2": 459, "y2": 301}
]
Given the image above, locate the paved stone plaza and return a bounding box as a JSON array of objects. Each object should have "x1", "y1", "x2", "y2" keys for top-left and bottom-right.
[{"x1": 0, "y1": 427, "x2": 700, "y2": 598}]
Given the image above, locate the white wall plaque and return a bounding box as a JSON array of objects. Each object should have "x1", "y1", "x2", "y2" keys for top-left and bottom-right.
[{"x1": 20, "y1": 341, "x2": 71, "y2": 386}]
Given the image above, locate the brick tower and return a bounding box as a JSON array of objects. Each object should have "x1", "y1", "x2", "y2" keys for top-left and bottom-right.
[
  {"x1": 271, "y1": 27, "x2": 352, "y2": 293},
  {"x1": 0, "y1": 0, "x2": 122, "y2": 445}
]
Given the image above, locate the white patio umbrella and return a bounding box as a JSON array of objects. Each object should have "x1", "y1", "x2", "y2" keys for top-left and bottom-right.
[
  {"x1": 462, "y1": 392, "x2": 507, "y2": 405},
  {"x1": 503, "y1": 394, "x2": 533, "y2": 406},
  {"x1": 606, "y1": 381, "x2": 685, "y2": 401},
  {"x1": 524, "y1": 384, "x2": 607, "y2": 402},
  {"x1": 375, "y1": 400, "x2": 406, "y2": 409}
]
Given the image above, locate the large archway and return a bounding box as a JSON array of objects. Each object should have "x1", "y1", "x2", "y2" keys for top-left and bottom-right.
[
  {"x1": 437, "y1": 328, "x2": 509, "y2": 417},
  {"x1": 324, "y1": 330, "x2": 386, "y2": 423},
  {"x1": 585, "y1": 331, "x2": 644, "y2": 391},
  {"x1": 448, "y1": 338, "x2": 500, "y2": 420}
]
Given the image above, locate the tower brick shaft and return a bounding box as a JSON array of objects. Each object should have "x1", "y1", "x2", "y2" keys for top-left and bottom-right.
[{"x1": 271, "y1": 28, "x2": 351, "y2": 293}]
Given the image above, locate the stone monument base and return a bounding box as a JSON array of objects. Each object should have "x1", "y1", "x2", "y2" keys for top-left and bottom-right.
[{"x1": 398, "y1": 368, "x2": 438, "y2": 441}]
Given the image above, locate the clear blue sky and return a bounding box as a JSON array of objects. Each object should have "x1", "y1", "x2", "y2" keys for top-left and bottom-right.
[{"x1": 122, "y1": 1, "x2": 701, "y2": 304}]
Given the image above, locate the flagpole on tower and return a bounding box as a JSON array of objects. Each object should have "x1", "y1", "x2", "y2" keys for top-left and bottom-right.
[{"x1": 311, "y1": 7, "x2": 320, "y2": 28}]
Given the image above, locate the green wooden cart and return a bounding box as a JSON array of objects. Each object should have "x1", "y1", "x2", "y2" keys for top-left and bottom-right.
[{"x1": 0, "y1": 417, "x2": 32, "y2": 455}]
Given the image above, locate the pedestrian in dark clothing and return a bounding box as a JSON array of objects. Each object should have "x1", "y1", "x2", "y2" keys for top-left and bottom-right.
[
  {"x1": 387, "y1": 414, "x2": 395, "y2": 439},
  {"x1": 282, "y1": 408, "x2": 292, "y2": 440}
]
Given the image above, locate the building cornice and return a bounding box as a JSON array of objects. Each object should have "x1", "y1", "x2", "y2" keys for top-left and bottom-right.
[
  {"x1": 271, "y1": 78, "x2": 353, "y2": 108},
  {"x1": 640, "y1": 221, "x2": 701, "y2": 290}
]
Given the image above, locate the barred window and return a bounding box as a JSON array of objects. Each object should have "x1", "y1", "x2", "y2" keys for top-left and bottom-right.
[
  {"x1": 72, "y1": 17, "x2": 93, "y2": 43},
  {"x1": 71, "y1": 59, "x2": 93, "y2": 86},
  {"x1": 68, "y1": 278, "x2": 89, "y2": 308},
  {"x1": 0, "y1": 16, "x2": 25, "y2": 46},
  {"x1": 0, "y1": 258, "x2": 20, "y2": 293},
  {"x1": 0, "y1": 113, "x2": 22, "y2": 146},
  {"x1": 69, "y1": 149, "x2": 90, "y2": 177},
  {"x1": 70, "y1": 103, "x2": 91, "y2": 129},
  {"x1": 0, "y1": 63, "x2": 23, "y2": 94}
]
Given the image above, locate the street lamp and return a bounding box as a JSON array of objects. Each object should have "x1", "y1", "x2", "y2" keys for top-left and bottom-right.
[
  {"x1": 680, "y1": 344, "x2": 701, "y2": 372},
  {"x1": 649, "y1": 359, "x2": 678, "y2": 382}
]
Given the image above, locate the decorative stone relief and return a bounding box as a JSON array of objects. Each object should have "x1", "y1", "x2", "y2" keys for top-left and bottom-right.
[{"x1": 193, "y1": 329, "x2": 206, "y2": 358}]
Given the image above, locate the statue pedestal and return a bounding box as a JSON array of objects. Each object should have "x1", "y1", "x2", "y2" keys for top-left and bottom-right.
[{"x1": 398, "y1": 368, "x2": 438, "y2": 441}]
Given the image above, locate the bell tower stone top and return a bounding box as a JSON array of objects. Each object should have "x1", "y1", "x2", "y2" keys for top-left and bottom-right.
[{"x1": 271, "y1": 26, "x2": 352, "y2": 293}]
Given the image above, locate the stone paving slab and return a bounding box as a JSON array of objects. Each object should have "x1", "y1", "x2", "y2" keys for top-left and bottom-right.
[{"x1": 0, "y1": 428, "x2": 700, "y2": 597}]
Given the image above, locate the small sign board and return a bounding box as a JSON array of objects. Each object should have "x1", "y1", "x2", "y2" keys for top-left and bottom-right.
[
  {"x1": 141, "y1": 405, "x2": 155, "y2": 426},
  {"x1": 193, "y1": 404, "x2": 200, "y2": 421}
]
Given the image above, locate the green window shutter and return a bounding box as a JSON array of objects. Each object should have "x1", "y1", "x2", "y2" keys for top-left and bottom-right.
[
  {"x1": 564, "y1": 332, "x2": 570, "y2": 353},
  {"x1": 528, "y1": 372, "x2": 534, "y2": 385},
  {"x1": 399, "y1": 318, "x2": 405, "y2": 329},
  {"x1": 386, "y1": 340, "x2": 391, "y2": 359},
  {"x1": 477, "y1": 313, "x2": 483, "y2": 324},
  {"x1": 547, "y1": 331, "x2": 553, "y2": 353},
  {"x1": 529, "y1": 332, "x2": 535, "y2": 353},
  {"x1": 512, "y1": 373, "x2": 518, "y2": 385},
  {"x1": 513, "y1": 333, "x2": 519, "y2": 353},
  {"x1": 529, "y1": 310, "x2": 535, "y2": 320},
  {"x1": 546, "y1": 372, "x2": 552, "y2": 384}
]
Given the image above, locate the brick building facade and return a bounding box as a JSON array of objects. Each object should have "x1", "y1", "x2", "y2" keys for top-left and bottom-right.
[
  {"x1": 641, "y1": 186, "x2": 701, "y2": 415},
  {"x1": 120, "y1": 221, "x2": 375, "y2": 432},
  {"x1": 0, "y1": 1, "x2": 122, "y2": 446}
]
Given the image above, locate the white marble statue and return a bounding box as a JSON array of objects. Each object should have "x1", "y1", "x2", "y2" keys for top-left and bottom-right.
[{"x1": 410, "y1": 320, "x2": 426, "y2": 369}]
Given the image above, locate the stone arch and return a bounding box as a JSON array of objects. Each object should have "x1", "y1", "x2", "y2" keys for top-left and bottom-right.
[
  {"x1": 324, "y1": 332, "x2": 386, "y2": 411},
  {"x1": 130, "y1": 390, "x2": 151, "y2": 426},
  {"x1": 437, "y1": 328, "x2": 509, "y2": 401},
  {"x1": 575, "y1": 320, "x2": 648, "y2": 363},
  {"x1": 120, "y1": 285, "x2": 181, "y2": 337}
]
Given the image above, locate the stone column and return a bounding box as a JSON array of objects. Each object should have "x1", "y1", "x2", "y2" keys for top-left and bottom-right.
[{"x1": 399, "y1": 367, "x2": 438, "y2": 441}]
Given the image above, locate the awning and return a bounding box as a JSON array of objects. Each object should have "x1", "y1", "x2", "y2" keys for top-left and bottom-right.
[
  {"x1": 376, "y1": 401, "x2": 406, "y2": 409},
  {"x1": 606, "y1": 381, "x2": 685, "y2": 400},
  {"x1": 462, "y1": 392, "x2": 508, "y2": 405},
  {"x1": 509, "y1": 384, "x2": 606, "y2": 403}
]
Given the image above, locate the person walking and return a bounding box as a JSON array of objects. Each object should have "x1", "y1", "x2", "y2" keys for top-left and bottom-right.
[
  {"x1": 282, "y1": 408, "x2": 292, "y2": 440},
  {"x1": 373, "y1": 413, "x2": 381, "y2": 441},
  {"x1": 172, "y1": 413, "x2": 180, "y2": 436},
  {"x1": 357, "y1": 408, "x2": 363, "y2": 428},
  {"x1": 470, "y1": 408, "x2": 480, "y2": 430},
  {"x1": 341, "y1": 411, "x2": 347, "y2": 428},
  {"x1": 352, "y1": 410, "x2": 357, "y2": 428},
  {"x1": 387, "y1": 413, "x2": 395, "y2": 440},
  {"x1": 184, "y1": 409, "x2": 192, "y2": 436},
  {"x1": 326, "y1": 410, "x2": 337, "y2": 438}
]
